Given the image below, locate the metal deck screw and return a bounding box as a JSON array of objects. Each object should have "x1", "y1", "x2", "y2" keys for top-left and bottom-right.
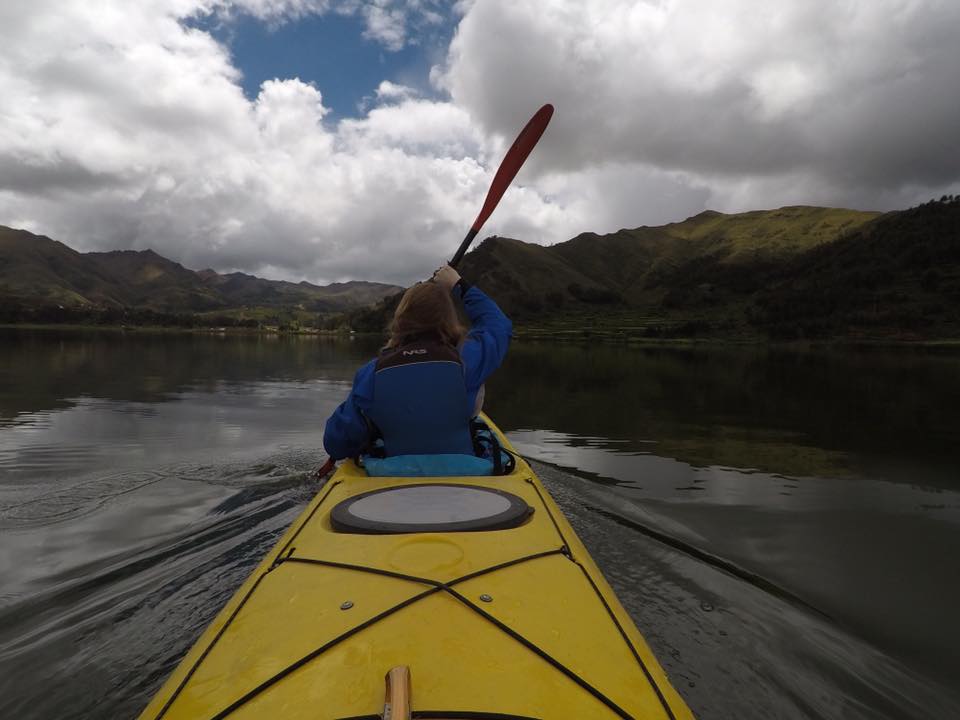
[
  {"x1": 479, "y1": 594, "x2": 493, "y2": 603},
  {"x1": 340, "y1": 601, "x2": 354, "y2": 610}
]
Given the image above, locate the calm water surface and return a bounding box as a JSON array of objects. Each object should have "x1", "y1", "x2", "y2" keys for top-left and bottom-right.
[{"x1": 1, "y1": 330, "x2": 958, "y2": 719}]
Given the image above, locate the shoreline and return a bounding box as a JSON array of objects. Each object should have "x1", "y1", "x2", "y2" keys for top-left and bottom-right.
[
  {"x1": 0, "y1": 322, "x2": 345, "y2": 336},
  {"x1": 3, "y1": 322, "x2": 959, "y2": 349}
]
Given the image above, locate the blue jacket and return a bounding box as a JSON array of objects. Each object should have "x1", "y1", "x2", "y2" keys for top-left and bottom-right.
[{"x1": 323, "y1": 284, "x2": 512, "y2": 460}]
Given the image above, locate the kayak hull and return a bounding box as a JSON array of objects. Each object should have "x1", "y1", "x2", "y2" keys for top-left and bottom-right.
[{"x1": 139, "y1": 417, "x2": 694, "y2": 720}]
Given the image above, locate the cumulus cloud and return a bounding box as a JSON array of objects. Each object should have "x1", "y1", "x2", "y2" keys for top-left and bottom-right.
[
  {"x1": 1, "y1": 0, "x2": 959, "y2": 286},
  {"x1": 375, "y1": 80, "x2": 420, "y2": 102},
  {"x1": 441, "y1": 0, "x2": 960, "y2": 201}
]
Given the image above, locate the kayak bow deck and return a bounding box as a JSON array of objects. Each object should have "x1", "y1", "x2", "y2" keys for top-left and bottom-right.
[{"x1": 139, "y1": 417, "x2": 694, "y2": 720}]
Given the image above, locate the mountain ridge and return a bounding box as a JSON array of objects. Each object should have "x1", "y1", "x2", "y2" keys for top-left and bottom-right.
[
  {"x1": 5, "y1": 199, "x2": 959, "y2": 339},
  {"x1": 0, "y1": 226, "x2": 402, "y2": 326},
  {"x1": 339, "y1": 200, "x2": 960, "y2": 340}
]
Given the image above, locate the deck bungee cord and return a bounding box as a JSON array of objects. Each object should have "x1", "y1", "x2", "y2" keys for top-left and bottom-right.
[{"x1": 150, "y1": 469, "x2": 679, "y2": 719}]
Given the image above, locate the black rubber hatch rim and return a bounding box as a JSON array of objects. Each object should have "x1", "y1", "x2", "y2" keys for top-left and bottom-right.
[{"x1": 330, "y1": 483, "x2": 533, "y2": 534}]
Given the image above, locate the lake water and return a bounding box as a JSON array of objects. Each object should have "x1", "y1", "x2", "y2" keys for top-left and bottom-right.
[{"x1": 1, "y1": 329, "x2": 958, "y2": 719}]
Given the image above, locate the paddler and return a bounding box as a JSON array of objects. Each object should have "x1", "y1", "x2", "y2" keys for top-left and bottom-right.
[{"x1": 323, "y1": 264, "x2": 511, "y2": 460}]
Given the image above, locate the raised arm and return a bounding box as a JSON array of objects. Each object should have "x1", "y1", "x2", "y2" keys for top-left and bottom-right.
[{"x1": 454, "y1": 282, "x2": 512, "y2": 390}]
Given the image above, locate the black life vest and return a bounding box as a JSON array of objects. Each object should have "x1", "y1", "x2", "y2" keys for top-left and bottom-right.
[{"x1": 365, "y1": 339, "x2": 474, "y2": 457}]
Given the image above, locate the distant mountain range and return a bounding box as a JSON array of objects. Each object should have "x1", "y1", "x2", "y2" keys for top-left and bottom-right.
[
  {"x1": 342, "y1": 199, "x2": 960, "y2": 341},
  {"x1": 0, "y1": 226, "x2": 401, "y2": 327},
  {"x1": 4, "y1": 198, "x2": 959, "y2": 338}
]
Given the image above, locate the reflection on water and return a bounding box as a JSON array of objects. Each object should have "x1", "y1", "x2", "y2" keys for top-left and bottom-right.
[
  {"x1": 1, "y1": 329, "x2": 959, "y2": 719},
  {"x1": 488, "y1": 341, "x2": 960, "y2": 484},
  {"x1": 0, "y1": 330, "x2": 379, "y2": 423}
]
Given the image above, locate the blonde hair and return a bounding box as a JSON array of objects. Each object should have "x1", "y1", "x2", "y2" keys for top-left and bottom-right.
[{"x1": 386, "y1": 282, "x2": 466, "y2": 349}]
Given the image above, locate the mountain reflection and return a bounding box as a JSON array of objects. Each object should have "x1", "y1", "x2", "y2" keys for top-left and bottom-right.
[
  {"x1": 486, "y1": 341, "x2": 960, "y2": 485},
  {"x1": 0, "y1": 329, "x2": 379, "y2": 423}
]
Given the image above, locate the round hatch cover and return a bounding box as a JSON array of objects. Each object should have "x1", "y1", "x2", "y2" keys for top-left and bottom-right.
[{"x1": 330, "y1": 484, "x2": 533, "y2": 534}]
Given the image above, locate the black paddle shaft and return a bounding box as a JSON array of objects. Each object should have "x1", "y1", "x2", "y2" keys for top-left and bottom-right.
[{"x1": 450, "y1": 228, "x2": 479, "y2": 269}]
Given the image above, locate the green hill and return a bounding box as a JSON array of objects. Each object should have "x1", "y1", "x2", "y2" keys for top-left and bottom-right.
[
  {"x1": 332, "y1": 201, "x2": 960, "y2": 341},
  {"x1": 0, "y1": 228, "x2": 123, "y2": 307},
  {"x1": 0, "y1": 226, "x2": 401, "y2": 327},
  {"x1": 751, "y1": 199, "x2": 960, "y2": 339},
  {"x1": 447, "y1": 206, "x2": 879, "y2": 317},
  {"x1": 7, "y1": 199, "x2": 958, "y2": 339},
  {"x1": 197, "y1": 269, "x2": 395, "y2": 313},
  {"x1": 85, "y1": 249, "x2": 223, "y2": 311}
]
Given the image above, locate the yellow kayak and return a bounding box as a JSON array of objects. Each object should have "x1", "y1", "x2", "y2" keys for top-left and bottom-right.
[{"x1": 139, "y1": 417, "x2": 694, "y2": 720}]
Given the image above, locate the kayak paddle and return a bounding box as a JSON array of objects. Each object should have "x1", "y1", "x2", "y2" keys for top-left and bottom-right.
[
  {"x1": 316, "y1": 104, "x2": 553, "y2": 479},
  {"x1": 449, "y1": 103, "x2": 554, "y2": 268}
]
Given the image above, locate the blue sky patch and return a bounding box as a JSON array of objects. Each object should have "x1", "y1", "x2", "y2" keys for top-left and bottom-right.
[{"x1": 189, "y1": 9, "x2": 456, "y2": 119}]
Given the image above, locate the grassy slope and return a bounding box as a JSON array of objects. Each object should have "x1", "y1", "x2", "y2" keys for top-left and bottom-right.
[
  {"x1": 456, "y1": 206, "x2": 879, "y2": 323},
  {"x1": 337, "y1": 205, "x2": 887, "y2": 338},
  {"x1": 752, "y1": 199, "x2": 960, "y2": 339},
  {"x1": 0, "y1": 226, "x2": 402, "y2": 321},
  {"x1": 7, "y1": 200, "x2": 956, "y2": 339},
  {"x1": 0, "y1": 227, "x2": 129, "y2": 306},
  {"x1": 200, "y1": 271, "x2": 398, "y2": 312},
  {"x1": 86, "y1": 250, "x2": 225, "y2": 311},
  {"x1": 665, "y1": 206, "x2": 878, "y2": 257},
  {"x1": 472, "y1": 202, "x2": 958, "y2": 340}
]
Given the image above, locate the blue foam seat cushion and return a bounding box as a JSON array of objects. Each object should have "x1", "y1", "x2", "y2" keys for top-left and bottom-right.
[{"x1": 363, "y1": 454, "x2": 495, "y2": 477}]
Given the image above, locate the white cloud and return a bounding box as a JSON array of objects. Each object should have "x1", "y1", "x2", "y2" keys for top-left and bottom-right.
[
  {"x1": 360, "y1": 1, "x2": 410, "y2": 51},
  {"x1": 441, "y1": 0, "x2": 960, "y2": 194},
  {"x1": 1, "y1": 0, "x2": 959, "y2": 288},
  {"x1": 375, "y1": 80, "x2": 419, "y2": 102}
]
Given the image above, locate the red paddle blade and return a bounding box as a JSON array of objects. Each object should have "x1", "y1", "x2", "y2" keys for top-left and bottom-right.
[
  {"x1": 471, "y1": 103, "x2": 554, "y2": 232},
  {"x1": 315, "y1": 458, "x2": 336, "y2": 479}
]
